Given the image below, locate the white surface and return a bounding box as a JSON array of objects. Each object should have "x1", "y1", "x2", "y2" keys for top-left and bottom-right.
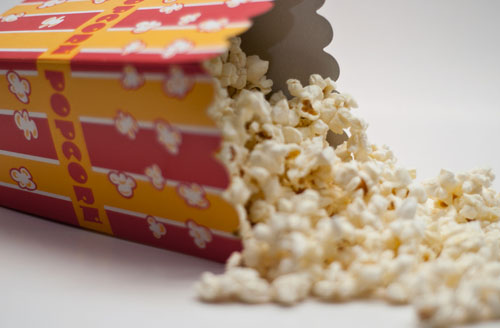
[
  {"x1": 323, "y1": 0, "x2": 500, "y2": 190},
  {"x1": 1, "y1": 1, "x2": 500, "y2": 327}
]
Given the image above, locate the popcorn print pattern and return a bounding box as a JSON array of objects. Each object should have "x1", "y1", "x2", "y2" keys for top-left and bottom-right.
[
  {"x1": 155, "y1": 120, "x2": 182, "y2": 155},
  {"x1": 147, "y1": 215, "x2": 167, "y2": 239},
  {"x1": 160, "y1": 4, "x2": 183, "y2": 14},
  {"x1": 187, "y1": 220, "x2": 212, "y2": 249},
  {"x1": 39, "y1": 16, "x2": 65, "y2": 29},
  {"x1": 108, "y1": 171, "x2": 137, "y2": 198},
  {"x1": 6, "y1": 71, "x2": 31, "y2": 104},
  {"x1": 198, "y1": 19, "x2": 229, "y2": 33},
  {"x1": 114, "y1": 110, "x2": 139, "y2": 139},
  {"x1": 162, "y1": 39, "x2": 193, "y2": 59},
  {"x1": 179, "y1": 13, "x2": 201, "y2": 26},
  {"x1": 38, "y1": 0, "x2": 66, "y2": 9},
  {"x1": 145, "y1": 164, "x2": 165, "y2": 190},
  {"x1": 14, "y1": 109, "x2": 38, "y2": 141},
  {"x1": 133, "y1": 21, "x2": 161, "y2": 34},
  {"x1": 121, "y1": 65, "x2": 144, "y2": 90},
  {"x1": 122, "y1": 40, "x2": 146, "y2": 56},
  {"x1": 0, "y1": 13, "x2": 24, "y2": 23},
  {"x1": 226, "y1": 0, "x2": 248, "y2": 8},
  {"x1": 177, "y1": 183, "x2": 210, "y2": 209},
  {"x1": 10, "y1": 167, "x2": 36, "y2": 191},
  {"x1": 163, "y1": 66, "x2": 193, "y2": 99}
]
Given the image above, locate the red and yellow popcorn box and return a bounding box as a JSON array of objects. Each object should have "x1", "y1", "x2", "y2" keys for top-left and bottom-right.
[
  {"x1": 0, "y1": 0, "x2": 277, "y2": 263},
  {"x1": 0, "y1": 0, "x2": 337, "y2": 262}
]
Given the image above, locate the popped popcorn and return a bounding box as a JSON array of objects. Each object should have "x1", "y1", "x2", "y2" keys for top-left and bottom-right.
[{"x1": 196, "y1": 38, "x2": 500, "y2": 327}]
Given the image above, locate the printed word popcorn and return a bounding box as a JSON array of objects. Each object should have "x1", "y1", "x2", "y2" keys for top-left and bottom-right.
[{"x1": 195, "y1": 38, "x2": 500, "y2": 328}]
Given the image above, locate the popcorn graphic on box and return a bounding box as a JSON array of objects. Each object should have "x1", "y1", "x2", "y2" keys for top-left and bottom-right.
[
  {"x1": 160, "y1": 4, "x2": 183, "y2": 14},
  {"x1": 39, "y1": 16, "x2": 65, "y2": 29},
  {"x1": 7, "y1": 71, "x2": 30, "y2": 104},
  {"x1": 38, "y1": 0, "x2": 66, "y2": 9},
  {"x1": 108, "y1": 171, "x2": 137, "y2": 199},
  {"x1": 187, "y1": 220, "x2": 212, "y2": 249},
  {"x1": 162, "y1": 39, "x2": 194, "y2": 59},
  {"x1": 0, "y1": 13, "x2": 24, "y2": 23},
  {"x1": 179, "y1": 13, "x2": 201, "y2": 26},
  {"x1": 145, "y1": 164, "x2": 166, "y2": 191},
  {"x1": 147, "y1": 216, "x2": 167, "y2": 239},
  {"x1": 14, "y1": 110, "x2": 38, "y2": 141},
  {"x1": 114, "y1": 110, "x2": 139, "y2": 139},
  {"x1": 133, "y1": 21, "x2": 161, "y2": 34},
  {"x1": 121, "y1": 65, "x2": 144, "y2": 90},
  {"x1": 177, "y1": 183, "x2": 210, "y2": 209},
  {"x1": 10, "y1": 167, "x2": 37, "y2": 191},
  {"x1": 122, "y1": 40, "x2": 146, "y2": 55}
]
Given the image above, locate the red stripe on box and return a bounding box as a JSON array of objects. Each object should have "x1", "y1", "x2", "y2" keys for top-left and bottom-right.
[
  {"x1": 0, "y1": 11, "x2": 100, "y2": 32},
  {"x1": 106, "y1": 209, "x2": 242, "y2": 263},
  {"x1": 0, "y1": 115, "x2": 58, "y2": 160},
  {"x1": 72, "y1": 51, "x2": 222, "y2": 66},
  {"x1": 70, "y1": 57, "x2": 208, "y2": 75},
  {"x1": 0, "y1": 51, "x2": 41, "y2": 71},
  {"x1": 81, "y1": 122, "x2": 230, "y2": 190},
  {"x1": 0, "y1": 185, "x2": 79, "y2": 226},
  {"x1": 113, "y1": 2, "x2": 273, "y2": 28}
]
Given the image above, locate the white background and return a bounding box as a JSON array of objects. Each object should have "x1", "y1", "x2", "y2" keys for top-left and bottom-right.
[{"x1": 1, "y1": 1, "x2": 500, "y2": 327}]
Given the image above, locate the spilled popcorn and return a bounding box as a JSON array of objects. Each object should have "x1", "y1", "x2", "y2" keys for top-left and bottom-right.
[{"x1": 196, "y1": 38, "x2": 500, "y2": 327}]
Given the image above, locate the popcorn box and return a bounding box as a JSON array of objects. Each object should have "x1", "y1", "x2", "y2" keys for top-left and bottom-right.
[{"x1": 0, "y1": 0, "x2": 338, "y2": 262}]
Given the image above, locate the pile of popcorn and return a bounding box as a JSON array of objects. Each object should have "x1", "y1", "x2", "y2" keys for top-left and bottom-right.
[{"x1": 197, "y1": 38, "x2": 500, "y2": 327}]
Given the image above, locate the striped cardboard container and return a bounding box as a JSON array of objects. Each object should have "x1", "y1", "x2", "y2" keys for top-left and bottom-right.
[{"x1": 0, "y1": 0, "x2": 274, "y2": 262}]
